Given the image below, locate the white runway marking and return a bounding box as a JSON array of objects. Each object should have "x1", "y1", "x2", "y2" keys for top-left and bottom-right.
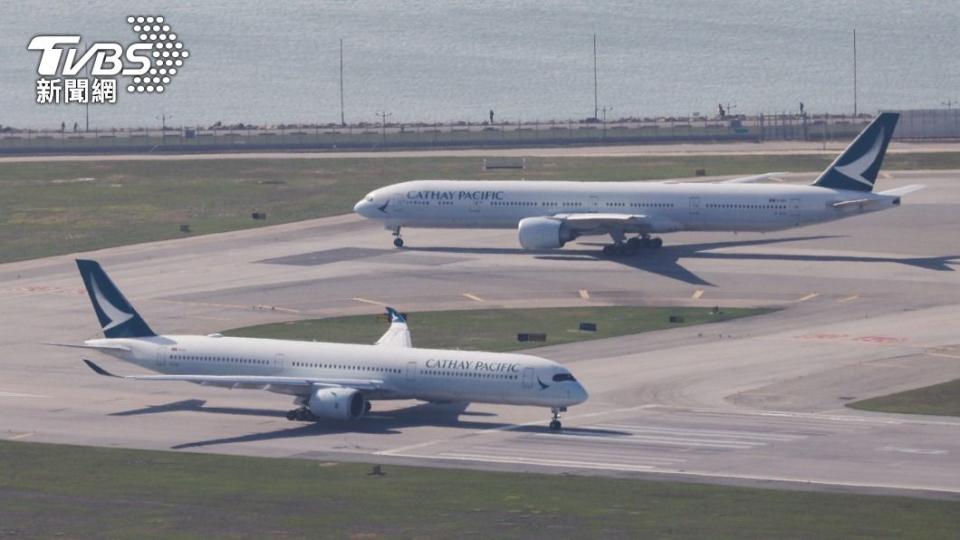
[
  {"x1": 462, "y1": 293, "x2": 485, "y2": 302},
  {"x1": 352, "y1": 297, "x2": 387, "y2": 306},
  {"x1": 483, "y1": 444, "x2": 687, "y2": 464},
  {"x1": 0, "y1": 391, "x2": 49, "y2": 399},
  {"x1": 597, "y1": 424, "x2": 807, "y2": 442},
  {"x1": 879, "y1": 446, "x2": 948, "y2": 456},
  {"x1": 691, "y1": 289, "x2": 705, "y2": 299},
  {"x1": 435, "y1": 452, "x2": 657, "y2": 472},
  {"x1": 837, "y1": 295, "x2": 860, "y2": 303},
  {"x1": 795, "y1": 292, "x2": 820, "y2": 302},
  {"x1": 578, "y1": 289, "x2": 590, "y2": 300},
  {"x1": 376, "y1": 405, "x2": 658, "y2": 457},
  {"x1": 9, "y1": 432, "x2": 36, "y2": 440},
  {"x1": 664, "y1": 405, "x2": 960, "y2": 427},
  {"x1": 531, "y1": 432, "x2": 761, "y2": 449}
]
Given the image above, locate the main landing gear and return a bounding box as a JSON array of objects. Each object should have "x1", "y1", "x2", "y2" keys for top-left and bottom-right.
[
  {"x1": 601, "y1": 235, "x2": 663, "y2": 257},
  {"x1": 548, "y1": 406, "x2": 566, "y2": 431},
  {"x1": 286, "y1": 407, "x2": 316, "y2": 422},
  {"x1": 391, "y1": 226, "x2": 404, "y2": 248}
]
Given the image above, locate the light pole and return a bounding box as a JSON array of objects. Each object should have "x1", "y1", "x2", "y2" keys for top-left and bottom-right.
[
  {"x1": 592, "y1": 34, "x2": 598, "y2": 120},
  {"x1": 339, "y1": 38, "x2": 345, "y2": 127},
  {"x1": 376, "y1": 110, "x2": 391, "y2": 146},
  {"x1": 601, "y1": 106, "x2": 613, "y2": 139},
  {"x1": 156, "y1": 112, "x2": 173, "y2": 145}
]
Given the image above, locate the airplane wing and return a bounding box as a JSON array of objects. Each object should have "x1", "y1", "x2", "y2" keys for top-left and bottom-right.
[
  {"x1": 553, "y1": 213, "x2": 656, "y2": 235},
  {"x1": 721, "y1": 172, "x2": 788, "y2": 184},
  {"x1": 83, "y1": 359, "x2": 384, "y2": 392},
  {"x1": 374, "y1": 307, "x2": 412, "y2": 348}
]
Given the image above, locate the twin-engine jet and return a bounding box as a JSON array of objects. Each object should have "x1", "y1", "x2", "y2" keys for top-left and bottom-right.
[
  {"x1": 355, "y1": 113, "x2": 921, "y2": 255},
  {"x1": 60, "y1": 260, "x2": 587, "y2": 431}
]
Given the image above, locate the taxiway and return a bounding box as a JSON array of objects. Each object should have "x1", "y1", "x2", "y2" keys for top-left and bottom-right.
[{"x1": 1, "y1": 170, "x2": 959, "y2": 498}]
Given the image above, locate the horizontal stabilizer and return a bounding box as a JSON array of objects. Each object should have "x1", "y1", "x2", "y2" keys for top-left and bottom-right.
[
  {"x1": 831, "y1": 198, "x2": 874, "y2": 208},
  {"x1": 48, "y1": 342, "x2": 132, "y2": 352},
  {"x1": 878, "y1": 184, "x2": 925, "y2": 197}
]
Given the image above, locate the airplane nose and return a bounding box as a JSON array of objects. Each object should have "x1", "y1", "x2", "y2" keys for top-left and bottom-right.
[
  {"x1": 353, "y1": 199, "x2": 371, "y2": 216},
  {"x1": 572, "y1": 384, "x2": 589, "y2": 405}
]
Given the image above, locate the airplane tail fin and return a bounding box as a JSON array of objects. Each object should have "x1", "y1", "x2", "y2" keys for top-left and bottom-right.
[
  {"x1": 375, "y1": 307, "x2": 412, "y2": 348},
  {"x1": 812, "y1": 112, "x2": 899, "y2": 192},
  {"x1": 76, "y1": 259, "x2": 156, "y2": 339}
]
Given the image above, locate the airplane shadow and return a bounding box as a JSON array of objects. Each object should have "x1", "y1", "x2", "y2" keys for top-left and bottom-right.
[
  {"x1": 404, "y1": 236, "x2": 960, "y2": 286},
  {"x1": 107, "y1": 399, "x2": 628, "y2": 449}
]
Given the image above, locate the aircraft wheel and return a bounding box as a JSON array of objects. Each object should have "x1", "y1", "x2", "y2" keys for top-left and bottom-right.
[
  {"x1": 650, "y1": 237, "x2": 663, "y2": 248},
  {"x1": 393, "y1": 237, "x2": 404, "y2": 248},
  {"x1": 286, "y1": 410, "x2": 297, "y2": 421},
  {"x1": 602, "y1": 245, "x2": 615, "y2": 256},
  {"x1": 549, "y1": 420, "x2": 562, "y2": 431}
]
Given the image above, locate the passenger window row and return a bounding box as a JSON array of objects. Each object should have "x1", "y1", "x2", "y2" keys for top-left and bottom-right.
[
  {"x1": 291, "y1": 361, "x2": 401, "y2": 374},
  {"x1": 705, "y1": 203, "x2": 787, "y2": 209},
  {"x1": 171, "y1": 354, "x2": 267, "y2": 365},
  {"x1": 492, "y1": 201, "x2": 538, "y2": 207},
  {"x1": 421, "y1": 369, "x2": 517, "y2": 380},
  {"x1": 629, "y1": 202, "x2": 674, "y2": 208}
]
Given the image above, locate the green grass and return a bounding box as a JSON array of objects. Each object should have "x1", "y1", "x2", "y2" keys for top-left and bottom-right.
[
  {"x1": 2, "y1": 152, "x2": 959, "y2": 263},
  {"x1": 223, "y1": 306, "x2": 768, "y2": 352},
  {"x1": 848, "y1": 378, "x2": 960, "y2": 417},
  {"x1": 0, "y1": 440, "x2": 957, "y2": 539}
]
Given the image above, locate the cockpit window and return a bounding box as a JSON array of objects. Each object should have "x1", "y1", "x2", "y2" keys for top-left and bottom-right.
[{"x1": 552, "y1": 373, "x2": 576, "y2": 382}]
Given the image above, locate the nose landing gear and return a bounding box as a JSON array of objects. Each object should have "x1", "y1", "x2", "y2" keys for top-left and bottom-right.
[
  {"x1": 548, "y1": 407, "x2": 565, "y2": 431},
  {"x1": 391, "y1": 226, "x2": 404, "y2": 248}
]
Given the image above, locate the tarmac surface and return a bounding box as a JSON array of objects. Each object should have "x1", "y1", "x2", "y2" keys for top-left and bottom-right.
[{"x1": 2, "y1": 169, "x2": 960, "y2": 498}]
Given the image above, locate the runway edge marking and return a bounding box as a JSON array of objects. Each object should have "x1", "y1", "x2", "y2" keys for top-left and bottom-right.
[{"x1": 375, "y1": 404, "x2": 657, "y2": 457}]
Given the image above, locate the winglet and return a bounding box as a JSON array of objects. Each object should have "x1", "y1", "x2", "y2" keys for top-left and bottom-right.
[
  {"x1": 385, "y1": 307, "x2": 406, "y2": 323},
  {"x1": 83, "y1": 359, "x2": 120, "y2": 377}
]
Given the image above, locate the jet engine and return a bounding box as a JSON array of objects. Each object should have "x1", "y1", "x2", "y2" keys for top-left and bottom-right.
[
  {"x1": 517, "y1": 217, "x2": 572, "y2": 250},
  {"x1": 308, "y1": 387, "x2": 367, "y2": 420}
]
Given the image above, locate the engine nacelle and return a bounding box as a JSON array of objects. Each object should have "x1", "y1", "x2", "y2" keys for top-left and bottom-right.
[
  {"x1": 518, "y1": 217, "x2": 570, "y2": 250},
  {"x1": 308, "y1": 387, "x2": 367, "y2": 420}
]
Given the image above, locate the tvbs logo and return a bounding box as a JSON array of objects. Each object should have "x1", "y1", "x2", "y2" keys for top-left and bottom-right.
[{"x1": 27, "y1": 15, "x2": 189, "y2": 104}]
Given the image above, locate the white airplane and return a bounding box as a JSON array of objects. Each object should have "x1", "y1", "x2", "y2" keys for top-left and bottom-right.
[
  {"x1": 354, "y1": 113, "x2": 922, "y2": 255},
  {"x1": 61, "y1": 260, "x2": 587, "y2": 431}
]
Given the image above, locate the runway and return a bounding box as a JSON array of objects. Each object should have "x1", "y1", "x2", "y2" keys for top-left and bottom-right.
[{"x1": 2, "y1": 169, "x2": 960, "y2": 498}]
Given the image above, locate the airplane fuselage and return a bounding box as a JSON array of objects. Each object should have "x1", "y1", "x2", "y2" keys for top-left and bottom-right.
[
  {"x1": 357, "y1": 179, "x2": 902, "y2": 234},
  {"x1": 86, "y1": 334, "x2": 587, "y2": 408}
]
